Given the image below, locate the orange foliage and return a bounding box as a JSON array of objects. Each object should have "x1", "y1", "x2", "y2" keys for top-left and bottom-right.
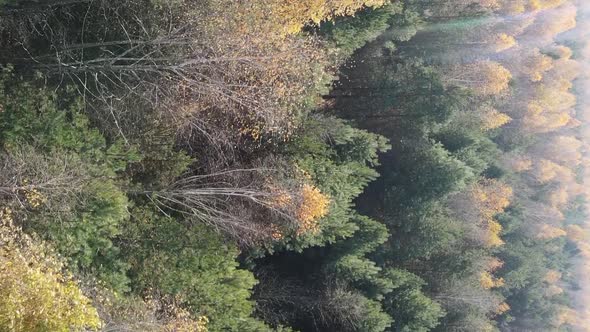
[
  {"x1": 183, "y1": 0, "x2": 335, "y2": 139},
  {"x1": 542, "y1": 136, "x2": 583, "y2": 166},
  {"x1": 546, "y1": 186, "x2": 569, "y2": 208},
  {"x1": 545, "y1": 285, "x2": 564, "y2": 297},
  {"x1": 472, "y1": 179, "x2": 513, "y2": 219},
  {"x1": 471, "y1": 179, "x2": 513, "y2": 247},
  {"x1": 522, "y1": 106, "x2": 573, "y2": 133},
  {"x1": 554, "y1": 307, "x2": 578, "y2": 327},
  {"x1": 480, "y1": 271, "x2": 505, "y2": 289},
  {"x1": 267, "y1": 179, "x2": 329, "y2": 238},
  {"x1": 487, "y1": 220, "x2": 505, "y2": 247},
  {"x1": 277, "y1": 0, "x2": 388, "y2": 34},
  {"x1": 546, "y1": 45, "x2": 573, "y2": 60},
  {"x1": 163, "y1": 305, "x2": 208, "y2": 332},
  {"x1": 296, "y1": 184, "x2": 330, "y2": 235},
  {"x1": 546, "y1": 58, "x2": 582, "y2": 83},
  {"x1": 490, "y1": 33, "x2": 517, "y2": 53},
  {"x1": 269, "y1": 223, "x2": 285, "y2": 241},
  {"x1": 448, "y1": 179, "x2": 512, "y2": 247},
  {"x1": 526, "y1": 2, "x2": 577, "y2": 39},
  {"x1": 496, "y1": 302, "x2": 511, "y2": 315}
]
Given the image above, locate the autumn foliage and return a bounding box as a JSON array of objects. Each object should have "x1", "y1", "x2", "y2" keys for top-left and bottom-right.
[
  {"x1": 0, "y1": 0, "x2": 589, "y2": 331},
  {"x1": 296, "y1": 184, "x2": 330, "y2": 235},
  {"x1": 0, "y1": 208, "x2": 100, "y2": 331}
]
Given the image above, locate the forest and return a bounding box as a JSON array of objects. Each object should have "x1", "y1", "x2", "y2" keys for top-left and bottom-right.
[{"x1": 0, "y1": 0, "x2": 589, "y2": 331}]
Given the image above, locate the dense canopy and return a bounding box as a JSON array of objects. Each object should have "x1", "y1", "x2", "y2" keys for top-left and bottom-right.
[{"x1": 0, "y1": 0, "x2": 589, "y2": 331}]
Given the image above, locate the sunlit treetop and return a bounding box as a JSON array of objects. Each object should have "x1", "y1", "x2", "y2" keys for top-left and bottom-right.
[
  {"x1": 442, "y1": 61, "x2": 512, "y2": 96},
  {"x1": 499, "y1": 0, "x2": 568, "y2": 14}
]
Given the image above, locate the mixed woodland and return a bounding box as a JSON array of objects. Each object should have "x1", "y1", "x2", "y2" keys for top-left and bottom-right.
[{"x1": 0, "y1": 0, "x2": 589, "y2": 331}]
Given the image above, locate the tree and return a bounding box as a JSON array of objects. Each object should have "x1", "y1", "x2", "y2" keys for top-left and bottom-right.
[
  {"x1": 382, "y1": 269, "x2": 445, "y2": 332},
  {"x1": 1, "y1": 0, "x2": 335, "y2": 141},
  {"x1": 448, "y1": 179, "x2": 513, "y2": 247},
  {"x1": 544, "y1": 44, "x2": 573, "y2": 60},
  {"x1": 283, "y1": 115, "x2": 390, "y2": 248},
  {"x1": 120, "y1": 206, "x2": 270, "y2": 332},
  {"x1": 378, "y1": 201, "x2": 463, "y2": 263},
  {"x1": 499, "y1": 0, "x2": 568, "y2": 15},
  {"x1": 415, "y1": 0, "x2": 500, "y2": 19},
  {"x1": 0, "y1": 208, "x2": 100, "y2": 332},
  {"x1": 528, "y1": 159, "x2": 575, "y2": 184},
  {"x1": 255, "y1": 267, "x2": 392, "y2": 332},
  {"x1": 0, "y1": 77, "x2": 137, "y2": 290},
  {"x1": 386, "y1": 140, "x2": 475, "y2": 203},
  {"x1": 441, "y1": 61, "x2": 512, "y2": 96},
  {"x1": 256, "y1": 0, "x2": 389, "y2": 35},
  {"x1": 519, "y1": 49, "x2": 554, "y2": 82},
  {"x1": 532, "y1": 135, "x2": 582, "y2": 166},
  {"x1": 320, "y1": 2, "x2": 404, "y2": 57}
]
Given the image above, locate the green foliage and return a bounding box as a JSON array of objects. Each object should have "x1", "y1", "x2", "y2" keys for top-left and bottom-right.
[
  {"x1": 496, "y1": 222, "x2": 571, "y2": 327},
  {"x1": 433, "y1": 125, "x2": 501, "y2": 176},
  {"x1": 321, "y1": 2, "x2": 404, "y2": 57},
  {"x1": 379, "y1": 201, "x2": 463, "y2": 263},
  {"x1": 326, "y1": 216, "x2": 394, "y2": 300},
  {"x1": 121, "y1": 206, "x2": 270, "y2": 331},
  {"x1": 356, "y1": 296, "x2": 394, "y2": 332},
  {"x1": 326, "y1": 287, "x2": 393, "y2": 332},
  {"x1": 382, "y1": 269, "x2": 445, "y2": 332},
  {"x1": 334, "y1": 214, "x2": 389, "y2": 257},
  {"x1": 0, "y1": 1, "x2": 584, "y2": 331},
  {"x1": 0, "y1": 78, "x2": 137, "y2": 291},
  {"x1": 386, "y1": 140, "x2": 474, "y2": 203},
  {"x1": 387, "y1": 7, "x2": 422, "y2": 42},
  {"x1": 0, "y1": 84, "x2": 138, "y2": 174},
  {"x1": 283, "y1": 115, "x2": 390, "y2": 248},
  {"x1": 47, "y1": 180, "x2": 131, "y2": 290}
]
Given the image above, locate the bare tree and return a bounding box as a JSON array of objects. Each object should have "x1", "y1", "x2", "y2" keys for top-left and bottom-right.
[
  {"x1": 0, "y1": 146, "x2": 90, "y2": 215},
  {"x1": 139, "y1": 160, "x2": 305, "y2": 246},
  {"x1": 1, "y1": 0, "x2": 327, "y2": 144}
]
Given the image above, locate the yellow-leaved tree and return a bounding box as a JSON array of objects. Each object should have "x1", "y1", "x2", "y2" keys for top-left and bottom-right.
[
  {"x1": 490, "y1": 33, "x2": 517, "y2": 53},
  {"x1": 536, "y1": 224, "x2": 567, "y2": 240},
  {"x1": 500, "y1": 153, "x2": 532, "y2": 173},
  {"x1": 529, "y1": 159, "x2": 574, "y2": 184},
  {"x1": 499, "y1": 0, "x2": 567, "y2": 14},
  {"x1": 449, "y1": 179, "x2": 512, "y2": 247},
  {"x1": 442, "y1": 61, "x2": 512, "y2": 96},
  {"x1": 296, "y1": 184, "x2": 330, "y2": 235},
  {"x1": 217, "y1": 0, "x2": 388, "y2": 36},
  {"x1": 544, "y1": 270, "x2": 562, "y2": 284},
  {"x1": 480, "y1": 106, "x2": 512, "y2": 130},
  {"x1": 522, "y1": 50, "x2": 553, "y2": 82},
  {"x1": 472, "y1": 179, "x2": 513, "y2": 246},
  {"x1": 273, "y1": 0, "x2": 388, "y2": 34},
  {"x1": 0, "y1": 208, "x2": 100, "y2": 332},
  {"x1": 479, "y1": 271, "x2": 505, "y2": 289}
]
